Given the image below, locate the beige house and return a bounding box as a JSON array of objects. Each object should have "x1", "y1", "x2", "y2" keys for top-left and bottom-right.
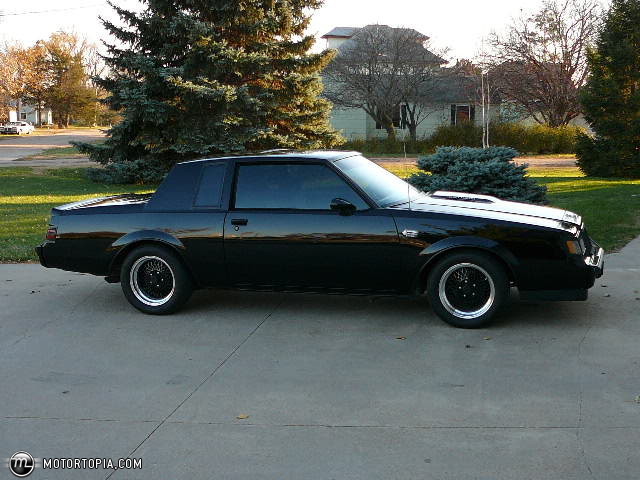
[
  {"x1": 321, "y1": 26, "x2": 497, "y2": 141},
  {"x1": 8, "y1": 103, "x2": 53, "y2": 125}
]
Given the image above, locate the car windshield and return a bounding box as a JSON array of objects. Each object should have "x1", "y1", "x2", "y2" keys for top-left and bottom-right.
[{"x1": 334, "y1": 155, "x2": 423, "y2": 207}]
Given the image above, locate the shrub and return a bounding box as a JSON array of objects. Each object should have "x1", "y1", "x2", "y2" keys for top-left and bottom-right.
[
  {"x1": 576, "y1": 133, "x2": 640, "y2": 178},
  {"x1": 427, "y1": 123, "x2": 484, "y2": 149},
  {"x1": 408, "y1": 146, "x2": 548, "y2": 204},
  {"x1": 342, "y1": 137, "x2": 432, "y2": 155},
  {"x1": 344, "y1": 123, "x2": 583, "y2": 156},
  {"x1": 86, "y1": 158, "x2": 168, "y2": 184}
]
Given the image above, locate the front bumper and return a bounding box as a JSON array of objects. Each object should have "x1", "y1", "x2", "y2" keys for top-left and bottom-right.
[{"x1": 585, "y1": 246, "x2": 604, "y2": 278}]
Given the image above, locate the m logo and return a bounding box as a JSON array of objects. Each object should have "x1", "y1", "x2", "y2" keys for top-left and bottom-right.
[{"x1": 9, "y1": 452, "x2": 34, "y2": 477}]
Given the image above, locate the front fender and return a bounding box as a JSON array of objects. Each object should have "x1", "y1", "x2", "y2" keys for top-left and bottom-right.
[{"x1": 418, "y1": 235, "x2": 519, "y2": 280}]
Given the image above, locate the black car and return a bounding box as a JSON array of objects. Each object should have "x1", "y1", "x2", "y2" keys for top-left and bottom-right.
[{"x1": 36, "y1": 151, "x2": 603, "y2": 328}]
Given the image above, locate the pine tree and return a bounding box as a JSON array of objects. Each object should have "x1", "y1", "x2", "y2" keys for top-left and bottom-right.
[
  {"x1": 77, "y1": 0, "x2": 342, "y2": 183},
  {"x1": 576, "y1": 0, "x2": 640, "y2": 178}
]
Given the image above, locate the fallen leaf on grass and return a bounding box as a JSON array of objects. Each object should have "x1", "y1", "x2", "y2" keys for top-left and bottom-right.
[{"x1": 236, "y1": 414, "x2": 250, "y2": 420}]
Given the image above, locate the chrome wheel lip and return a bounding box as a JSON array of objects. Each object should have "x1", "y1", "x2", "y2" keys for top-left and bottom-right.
[
  {"x1": 130, "y1": 256, "x2": 175, "y2": 307},
  {"x1": 438, "y1": 263, "x2": 495, "y2": 320}
]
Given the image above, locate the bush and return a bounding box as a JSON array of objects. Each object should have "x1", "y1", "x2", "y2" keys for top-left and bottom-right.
[
  {"x1": 427, "y1": 123, "x2": 484, "y2": 149},
  {"x1": 86, "y1": 158, "x2": 168, "y2": 184},
  {"x1": 342, "y1": 137, "x2": 432, "y2": 155},
  {"x1": 343, "y1": 123, "x2": 583, "y2": 156},
  {"x1": 429, "y1": 123, "x2": 583, "y2": 154},
  {"x1": 576, "y1": 133, "x2": 640, "y2": 178},
  {"x1": 408, "y1": 146, "x2": 548, "y2": 204}
]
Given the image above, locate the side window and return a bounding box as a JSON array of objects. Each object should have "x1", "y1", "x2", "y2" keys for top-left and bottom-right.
[
  {"x1": 194, "y1": 163, "x2": 226, "y2": 207},
  {"x1": 234, "y1": 163, "x2": 368, "y2": 210}
]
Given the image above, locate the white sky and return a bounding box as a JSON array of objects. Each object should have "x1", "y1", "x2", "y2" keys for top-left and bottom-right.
[{"x1": 0, "y1": 0, "x2": 594, "y2": 61}]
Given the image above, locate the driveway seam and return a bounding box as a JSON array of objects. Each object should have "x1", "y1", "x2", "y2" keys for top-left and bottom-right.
[
  {"x1": 104, "y1": 298, "x2": 284, "y2": 479},
  {"x1": 4, "y1": 416, "x2": 639, "y2": 430},
  {"x1": 576, "y1": 312, "x2": 596, "y2": 479}
]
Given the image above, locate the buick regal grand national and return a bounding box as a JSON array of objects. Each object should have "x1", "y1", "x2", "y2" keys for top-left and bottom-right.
[{"x1": 36, "y1": 151, "x2": 604, "y2": 328}]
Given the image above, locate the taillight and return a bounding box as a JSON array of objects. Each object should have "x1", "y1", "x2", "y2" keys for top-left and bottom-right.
[{"x1": 46, "y1": 226, "x2": 58, "y2": 241}]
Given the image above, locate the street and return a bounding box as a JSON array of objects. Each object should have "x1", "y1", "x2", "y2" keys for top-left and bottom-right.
[
  {"x1": 1, "y1": 238, "x2": 638, "y2": 479},
  {"x1": 0, "y1": 129, "x2": 103, "y2": 168}
]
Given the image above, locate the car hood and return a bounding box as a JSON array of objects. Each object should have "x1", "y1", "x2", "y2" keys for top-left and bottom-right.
[{"x1": 393, "y1": 191, "x2": 582, "y2": 231}]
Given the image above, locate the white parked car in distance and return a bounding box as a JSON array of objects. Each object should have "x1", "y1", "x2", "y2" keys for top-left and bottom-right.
[{"x1": 1, "y1": 122, "x2": 35, "y2": 135}]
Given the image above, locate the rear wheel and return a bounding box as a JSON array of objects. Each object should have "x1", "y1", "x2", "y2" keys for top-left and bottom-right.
[
  {"x1": 426, "y1": 251, "x2": 509, "y2": 328},
  {"x1": 120, "y1": 245, "x2": 193, "y2": 314}
]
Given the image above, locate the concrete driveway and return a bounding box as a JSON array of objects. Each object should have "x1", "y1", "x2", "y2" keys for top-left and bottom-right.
[
  {"x1": 0, "y1": 129, "x2": 103, "y2": 168},
  {"x1": 1, "y1": 240, "x2": 639, "y2": 479}
]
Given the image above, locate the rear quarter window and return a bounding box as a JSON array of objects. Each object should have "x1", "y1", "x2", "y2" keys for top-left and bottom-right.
[{"x1": 194, "y1": 163, "x2": 226, "y2": 208}]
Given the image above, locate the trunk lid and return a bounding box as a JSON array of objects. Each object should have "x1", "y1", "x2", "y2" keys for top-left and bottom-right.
[{"x1": 53, "y1": 193, "x2": 153, "y2": 215}]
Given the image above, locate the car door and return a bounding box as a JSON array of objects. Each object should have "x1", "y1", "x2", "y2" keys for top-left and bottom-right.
[{"x1": 223, "y1": 160, "x2": 406, "y2": 293}]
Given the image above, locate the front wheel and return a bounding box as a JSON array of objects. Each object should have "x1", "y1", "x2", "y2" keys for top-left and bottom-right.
[
  {"x1": 426, "y1": 251, "x2": 509, "y2": 328},
  {"x1": 120, "y1": 245, "x2": 193, "y2": 314}
]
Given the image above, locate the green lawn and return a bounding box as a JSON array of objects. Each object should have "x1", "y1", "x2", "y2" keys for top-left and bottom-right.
[
  {"x1": 0, "y1": 168, "x2": 151, "y2": 262},
  {"x1": 17, "y1": 145, "x2": 84, "y2": 159},
  {"x1": 0, "y1": 166, "x2": 638, "y2": 262}
]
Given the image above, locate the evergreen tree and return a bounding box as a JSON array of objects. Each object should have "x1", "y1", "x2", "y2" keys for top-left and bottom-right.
[
  {"x1": 77, "y1": 0, "x2": 341, "y2": 183},
  {"x1": 576, "y1": 0, "x2": 640, "y2": 177}
]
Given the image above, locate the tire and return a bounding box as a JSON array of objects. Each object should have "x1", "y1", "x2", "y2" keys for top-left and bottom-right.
[
  {"x1": 426, "y1": 250, "x2": 509, "y2": 328},
  {"x1": 120, "y1": 245, "x2": 193, "y2": 314}
]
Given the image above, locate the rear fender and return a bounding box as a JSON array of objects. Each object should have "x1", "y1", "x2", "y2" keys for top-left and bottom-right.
[
  {"x1": 107, "y1": 230, "x2": 186, "y2": 280},
  {"x1": 110, "y1": 230, "x2": 185, "y2": 252}
]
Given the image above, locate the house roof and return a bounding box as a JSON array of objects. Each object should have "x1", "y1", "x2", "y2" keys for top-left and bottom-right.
[
  {"x1": 334, "y1": 25, "x2": 443, "y2": 64},
  {"x1": 321, "y1": 27, "x2": 360, "y2": 38}
]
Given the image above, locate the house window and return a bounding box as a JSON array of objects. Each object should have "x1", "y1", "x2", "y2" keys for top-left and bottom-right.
[
  {"x1": 376, "y1": 106, "x2": 407, "y2": 130},
  {"x1": 451, "y1": 105, "x2": 475, "y2": 125},
  {"x1": 20, "y1": 112, "x2": 27, "y2": 120}
]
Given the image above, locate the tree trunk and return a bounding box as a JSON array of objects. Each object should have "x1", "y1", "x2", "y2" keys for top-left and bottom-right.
[
  {"x1": 384, "y1": 123, "x2": 396, "y2": 141},
  {"x1": 408, "y1": 124, "x2": 417, "y2": 142}
]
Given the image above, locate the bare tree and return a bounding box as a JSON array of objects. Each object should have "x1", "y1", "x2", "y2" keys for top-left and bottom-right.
[
  {"x1": 324, "y1": 25, "x2": 444, "y2": 141},
  {"x1": 486, "y1": 0, "x2": 601, "y2": 126},
  {"x1": 84, "y1": 44, "x2": 108, "y2": 126}
]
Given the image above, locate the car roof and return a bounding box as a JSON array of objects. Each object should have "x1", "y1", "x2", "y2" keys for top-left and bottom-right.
[{"x1": 179, "y1": 150, "x2": 362, "y2": 165}]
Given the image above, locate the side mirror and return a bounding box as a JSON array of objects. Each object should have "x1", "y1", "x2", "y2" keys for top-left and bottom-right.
[{"x1": 330, "y1": 198, "x2": 357, "y2": 215}]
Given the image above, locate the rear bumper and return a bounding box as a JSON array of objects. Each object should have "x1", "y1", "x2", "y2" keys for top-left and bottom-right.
[{"x1": 35, "y1": 244, "x2": 49, "y2": 268}]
